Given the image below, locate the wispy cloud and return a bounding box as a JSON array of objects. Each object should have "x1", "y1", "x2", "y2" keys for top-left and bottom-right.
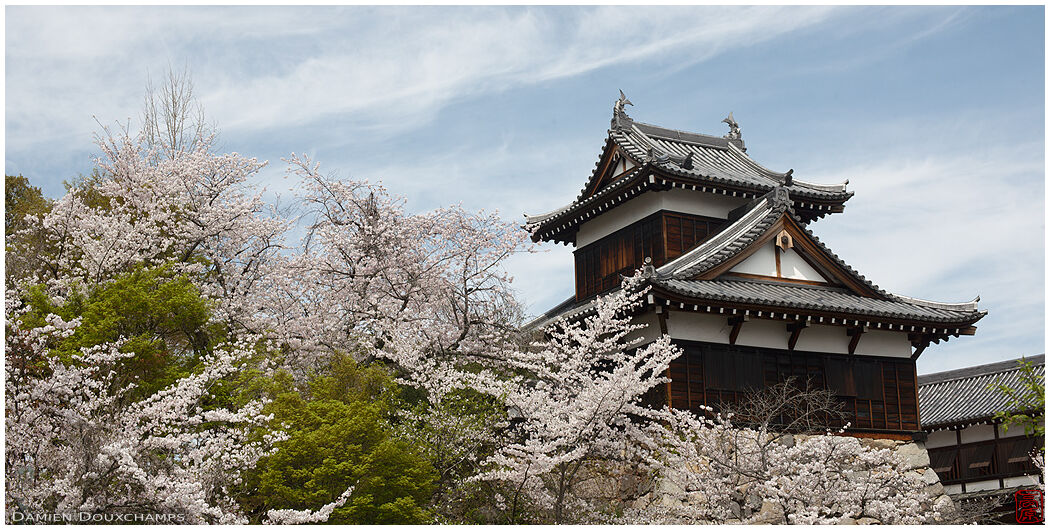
[
  {"x1": 804, "y1": 139, "x2": 1043, "y2": 373},
  {"x1": 6, "y1": 6, "x2": 840, "y2": 154},
  {"x1": 6, "y1": 6, "x2": 1042, "y2": 374}
]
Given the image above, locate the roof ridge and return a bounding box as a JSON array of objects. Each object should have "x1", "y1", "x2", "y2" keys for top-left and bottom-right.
[
  {"x1": 892, "y1": 293, "x2": 981, "y2": 312},
  {"x1": 791, "y1": 177, "x2": 850, "y2": 193},
  {"x1": 651, "y1": 276, "x2": 985, "y2": 325},
  {"x1": 918, "y1": 355, "x2": 1045, "y2": 386},
  {"x1": 632, "y1": 120, "x2": 737, "y2": 149},
  {"x1": 698, "y1": 276, "x2": 852, "y2": 293}
]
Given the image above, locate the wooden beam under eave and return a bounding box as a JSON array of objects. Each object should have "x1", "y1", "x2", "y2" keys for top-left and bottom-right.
[
  {"x1": 787, "y1": 321, "x2": 808, "y2": 351},
  {"x1": 910, "y1": 341, "x2": 928, "y2": 360},
  {"x1": 728, "y1": 315, "x2": 748, "y2": 345},
  {"x1": 847, "y1": 326, "x2": 866, "y2": 355}
]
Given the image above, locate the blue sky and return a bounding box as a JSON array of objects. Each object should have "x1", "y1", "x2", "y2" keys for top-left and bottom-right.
[{"x1": 5, "y1": 6, "x2": 1044, "y2": 373}]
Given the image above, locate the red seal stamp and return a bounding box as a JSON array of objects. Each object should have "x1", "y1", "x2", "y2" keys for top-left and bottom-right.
[{"x1": 1015, "y1": 489, "x2": 1044, "y2": 524}]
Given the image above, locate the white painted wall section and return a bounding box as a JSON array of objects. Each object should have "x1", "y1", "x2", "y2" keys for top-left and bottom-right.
[
  {"x1": 960, "y1": 424, "x2": 996, "y2": 444},
  {"x1": 735, "y1": 319, "x2": 790, "y2": 349},
  {"x1": 664, "y1": 312, "x2": 732, "y2": 344},
  {"x1": 924, "y1": 430, "x2": 958, "y2": 449},
  {"x1": 965, "y1": 478, "x2": 1002, "y2": 492},
  {"x1": 575, "y1": 188, "x2": 747, "y2": 248},
  {"x1": 780, "y1": 247, "x2": 827, "y2": 282},
  {"x1": 730, "y1": 240, "x2": 777, "y2": 277},
  {"x1": 998, "y1": 420, "x2": 1044, "y2": 439},
  {"x1": 792, "y1": 324, "x2": 849, "y2": 354},
  {"x1": 660, "y1": 311, "x2": 912, "y2": 357},
  {"x1": 853, "y1": 330, "x2": 912, "y2": 357},
  {"x1": 1004, "y1": 475, "x2": 1041, "y2": 488}
]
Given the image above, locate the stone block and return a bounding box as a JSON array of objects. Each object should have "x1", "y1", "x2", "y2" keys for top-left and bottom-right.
[{"x1": 895, "y1": 441, "x2": 930, "y2": 470}]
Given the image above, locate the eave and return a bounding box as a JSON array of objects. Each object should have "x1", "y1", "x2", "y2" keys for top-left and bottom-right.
[
  {"x1": 525, "y1": 166, "x2": 850, "y2": 245},
  {"x1": 645, "y1": 286, "x2": 982, "y2": 355}
]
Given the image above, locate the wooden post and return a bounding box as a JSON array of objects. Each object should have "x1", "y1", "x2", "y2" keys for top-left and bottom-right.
[
  {"x1": 847, "y1": 326, "x2": 866, "y2": 355},
  {"x1": 787, "y1": 321, "x2": 808, "y2": 351},
  {"x1": 728, "y1": 315, "x2": 747, "y2": 345}
]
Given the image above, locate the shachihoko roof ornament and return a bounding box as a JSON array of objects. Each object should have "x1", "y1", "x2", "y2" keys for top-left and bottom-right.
[
  {"x1": 612, "y1": 90, "x2": 633, "y2": 131},
  {"x1": 525, "y1": 96, "x2": 855, "y2": 243},
  {"x1": 722, "y1": 112, "x2": 741, "y2": 140}
]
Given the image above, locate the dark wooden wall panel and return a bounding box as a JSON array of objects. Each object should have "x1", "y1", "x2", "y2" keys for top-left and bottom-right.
[
  {"x1": 667, "y1": 340, "x2": 922, "y2": 433},
  {"x1": 575, "y1": 211, "x2": 725, "y2": 300}
]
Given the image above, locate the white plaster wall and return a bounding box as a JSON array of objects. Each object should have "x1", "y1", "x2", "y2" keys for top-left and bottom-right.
[
  {"x1": 853, "y1": 330, "x2": 912, "y2": 357},
  {"x1": 1004, "y1": 475, "x2": 1041, "y2": 488},
  {"x1": 780, "y1": 247, "x2": 826, "y2": 282},
  {"x1": 662, "y1": 312, "x2": 912, "y2": 357},
  {"x1": 960, "y1": 424, "x2": 996, "y2": 444},
  {"x1": 925, "y1": 430, "x2": 958, "y2": 449},
  {"x1": 792, "y1": 324, "x2": 849, "y2": 354},
  {"x1": 965, "y1": 478, "x2": 1002, "y2": 492},
  {"x1": 664, "y1": 312, "x2": 731, "y2": 344},
  {"x1": 575, "y1": 188, "x2": 747, "y2": 248},
  {"x1": 735, "y1": 319, "x2": 790, "y2": 350},
  {"x1": 944, "y1": 484, "x2": 963, "y2": 495},
  {"x1": 730, "y1": 240, "x2": 777, "y2": 277},
  {"x1": 998, "y1": 420, "x2": 1044, "y2": 439},
  {"x1": 998, "y1": 424, "x2": 1024, "y2": 439},
  {"x1": 660, "y1": 187, "x2": 747, "y2": 218}
]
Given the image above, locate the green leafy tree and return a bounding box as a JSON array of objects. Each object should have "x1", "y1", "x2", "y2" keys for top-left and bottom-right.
[
  {"x1": 5, "y1": 174, "x2": 49, "y2": 236},
  {"x1": 239, "y1": 353, "x2": 437, "y2": 524},
  {"x1": 992, "y1": 357, "x2": 1045, "y2": 446},
  {"x1": 16, "y1": 263, "x2": 220, "y2": 400},
  {"x1": 5, "y1": 175, "x2": 53, "y2": 287}
]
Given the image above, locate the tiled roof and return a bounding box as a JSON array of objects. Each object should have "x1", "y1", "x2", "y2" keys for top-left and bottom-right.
[
  {"x1": 523, "y1": 105, "x2": 854, "y2": 241},
  {"x1": 614, "y1": 121, "x2": 852, "y2": 201},
  {"x1": 652, "y1": 277, "x2": 985, "y2": 325},
  {"x1": 652, "y1": 187, "x2": 985, "y2": 315},
  {"x1": 918, "y1": 355, "x2": 1045, "y2": 429},
  {"x1": 656, "y1": 189, "x2": 788, "y2": 280},
  {"x1": 523, "y1": 294, "x2": 587, "y2": 331},
  {"x1": 529, "y1": 186, "x2": 985, "y2": 331}
]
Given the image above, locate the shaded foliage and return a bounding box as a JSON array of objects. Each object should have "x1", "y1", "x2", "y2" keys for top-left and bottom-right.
[
  {"x1": 16, "y1": 263, "x2": 220, "y2": 401},
  {"x1": 5, "y1": 175, "x2": 53, "y2": 287},
  {"x1": 992, "y1": 357, "x2": 1045, "y2": 445},
  {"x1": 238, "y1": 353, "x2": 437, "y2": 524}
]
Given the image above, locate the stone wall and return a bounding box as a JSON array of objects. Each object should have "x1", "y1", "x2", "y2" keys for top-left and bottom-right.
[{"x1": 630, "y1": 436, "x2": 953, "y2": 524}]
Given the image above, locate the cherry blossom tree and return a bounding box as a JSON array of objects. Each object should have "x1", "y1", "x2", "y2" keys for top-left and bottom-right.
[
  {"x1": 8, "y1": 89, "x2": 531, "y2": 524},
  {"x1": 5, "y1": 297, "x2": 270, "y2": 523},
  {"x1": 4, "y1": 295, "x2": 363, "y2": 524},
  {"x1": 21, "y1": 125, "x2": 287, "y2": 337},
  {"x1": 625, "y1": 389, "x2": 953, "y2": 524},
  {"x1": 472, "y1": 275, "x2": 680, "y2": 524},
  {"x1": 258, "y1": 154, "x2": 528, "y2": 390},
  {"x1": 6, "y1": 70, "x2": 960, "y2": 524}
]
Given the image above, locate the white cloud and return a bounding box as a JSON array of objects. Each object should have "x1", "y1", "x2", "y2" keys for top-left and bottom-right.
[
  {"x1": 802, "y1": 140, "x2": 1044, "y2": 373},
  {"x1": 6, "y1": 6, "x2": 841, "y2": 153},
  {"x1": 7, "y1": 6, "x2": 1040, "y2": 372}
]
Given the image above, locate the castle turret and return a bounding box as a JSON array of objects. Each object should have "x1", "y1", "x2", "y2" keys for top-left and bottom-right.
[{"x1": 524, "y1": 94, "x2": 986, "y2": 438}]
